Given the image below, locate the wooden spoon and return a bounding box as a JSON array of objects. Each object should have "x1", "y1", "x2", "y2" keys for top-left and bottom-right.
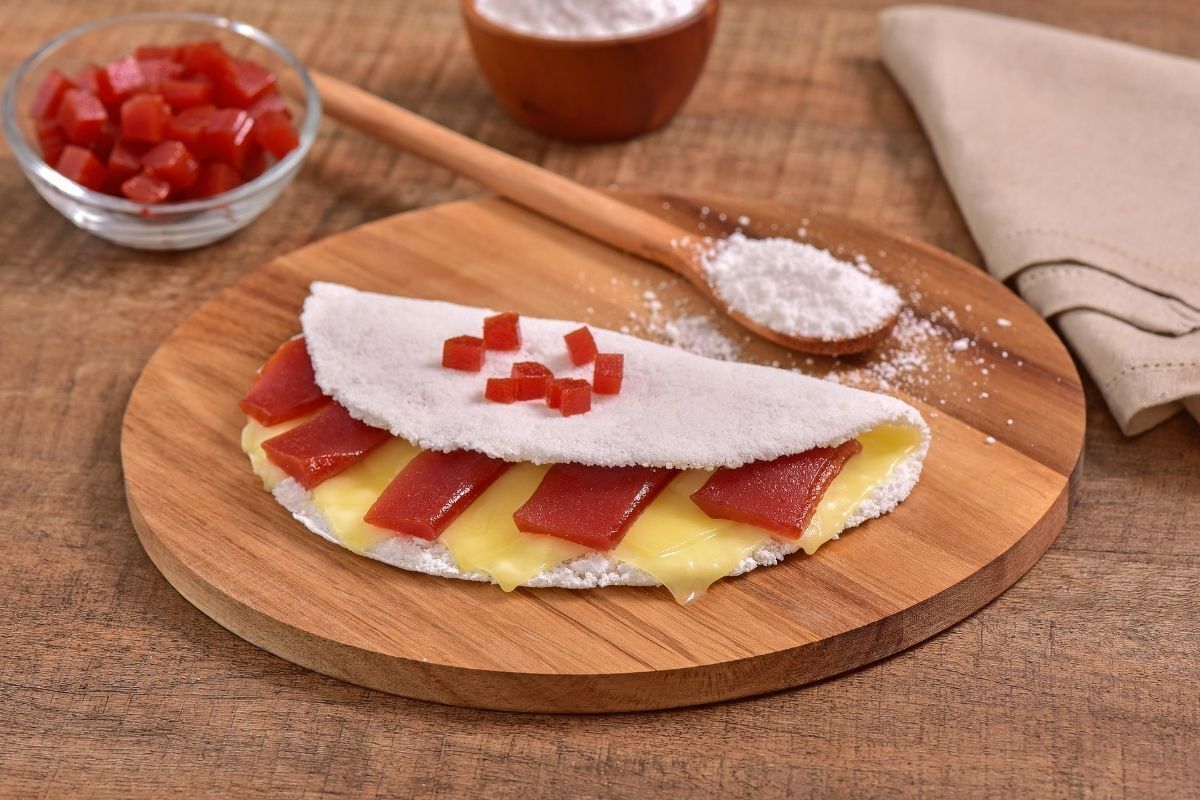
[{"x1": 286, "y1": 70, "x2": 898, "y2": 355}]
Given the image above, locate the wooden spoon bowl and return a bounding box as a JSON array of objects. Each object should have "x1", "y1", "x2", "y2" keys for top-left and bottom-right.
[
  {"x1": 460, "y1": 0, "x2": 720, "y2": 141},
  {"x1": 667, "y1": 242, "x2": 902, "y2": 356}
]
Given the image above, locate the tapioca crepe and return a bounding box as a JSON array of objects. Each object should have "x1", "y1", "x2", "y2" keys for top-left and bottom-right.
[{"x1": 242, "y1": 283, "x2": 930, "y2": 602}]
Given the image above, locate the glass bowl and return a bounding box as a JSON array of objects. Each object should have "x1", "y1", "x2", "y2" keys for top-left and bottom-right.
[{"x1": 2, "y1": 12, "x2": 320, "y2": 250}]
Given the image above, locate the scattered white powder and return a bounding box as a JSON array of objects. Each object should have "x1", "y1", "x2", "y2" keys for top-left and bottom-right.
[
  {"x1": 638, "y1": 288, "x2": 743, "y2": 361},
  {"x1": 816, "y1": 301, "x2": 1009, "y2": 417},
  {"x1": 659, "y1": 315, "x2": 742, "y2": 361},
  {"x1": 700, "y1": 232, "x2": 903, "y2": 340},
  {"x1": 985, "y1": 435, "x2": 997, "y2": 445},
  {"x1": 996, "y1": 317, "x2": 1012, "y2": 327},
  {"x1": 475, "y1": 0, "x2": 705, "y2": 39},
  {"x1": 823, "y1": 307, "x2": 938, "y2": 392}
]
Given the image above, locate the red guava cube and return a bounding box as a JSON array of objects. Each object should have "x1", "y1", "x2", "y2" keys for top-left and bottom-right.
[
  {"x1": 35, "y1": 118, "x2": 67, "y2": 166},
  {"x1": 141, "y1": 139, "x2": 199, "y2": 189},
  {"x1": 72, "y1": 65, "x2": 102, "y2": 95},
  {"x1": 93, "y1": 120, "x2": 118, "y2": 162},
  {"x1": 511, "y1": 361, "x2": 553, "y2": 400},
  {"x1": 56, "y1": 89, "x2": 108, "y2": 146},
  {"x1": 546, "y1": 378, "x2": 586, "y2": 409},
  {"x1": 252, "y1": 110, "x2": 299, "y2": 161},
  {"x1": 559, "y1": 381, "x2": 591, "y2": 416},
  {"x1": 485, "y1": 377, "x2": 518, "y2": 404},
  {"x1": 137, "y1": 58, "x2": 185, "y2": 90},
  {"x1": 564, "y1": 326, "x2": 597, "y2": 365},
  {"x1": 247, "y1": 91, "x2": 289, "y2": 121},
  {"x1": 106, "y1": 139, "x2": 149, "y2": 184},
  {"x1": 180, "y1": 40, "x2": 236, "y2": 82},
  {"x1": 159, "y1": 78, "x2": 213, "y2": 110},
  {"x1": 31, "y1": 69, "x2": 73, "y2": 121},
  {"x1": 214, "y1": 59, "x2": 276, "y2": 108},
  {"x1": 201, "y1": 107, "x2": 255, "y2": 169},
  {"x1": 442, "y1": 335, "x2": 485, "y2": 371},
  {"x1": 164, "y1": 103, "x2": 216, "y2": 151},
  {"x1": 242, "y1": 140, "x2": 267, "y2": 179},
  {"x1": 120, "y1": 93, "x2": 171, "y2": 143},
  {"x1": 120, "y1": 171, "x2": 171, "y2": 204},
  {"x1": 96, "y1": 56, "x2": 147, "y2": 106},
  {"x1": 55, "y1": 145, "x2": 105, "y2": 191},
  {"x1": 593, "y1": 353, "x2": 623, "y2": 395},
  {"x1": 483, "y1": 311, "x2": 521, "y2": 350},
  {"x1": 189, "y1": 161, "x2": 241, "y2": 199}
]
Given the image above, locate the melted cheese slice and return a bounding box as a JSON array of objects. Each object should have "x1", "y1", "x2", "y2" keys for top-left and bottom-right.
[
  {"x1": 613, "y1": 471, "x2": 770, "y2": 604},
  {"x1": 243, "y1": 420, "x2": 921, "y2": 601},
  {"x1": 309, "y1": 437, "x2": 420, "y2": 553},
  {"x1": 797, "y1": 424, "x2": 924, "y2": 555},
  {"x1": 613, "y1": 425, "x2": 924, "y2": 600},
  {"x1": 440, "y1": 464, "x2": 591, "y2": 591},
  {"x1": 242, "y1": 418, "x2": 418, "y2": 553},
  {"x1": 241, "y1": 417, "x2": 311, "y2": 490}
]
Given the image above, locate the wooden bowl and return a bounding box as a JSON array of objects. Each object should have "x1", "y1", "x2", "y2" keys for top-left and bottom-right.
[{"x1": 460, "y1": 0, "x2": 719, "y2": 142}]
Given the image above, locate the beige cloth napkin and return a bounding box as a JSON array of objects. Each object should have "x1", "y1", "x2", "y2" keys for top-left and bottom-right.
[{"x1": 880, "y1": 5, "x2": 1200, "y2": 435}]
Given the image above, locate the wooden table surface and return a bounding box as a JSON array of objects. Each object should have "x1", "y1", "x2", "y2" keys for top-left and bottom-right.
[{"x1": 2, "y1": 0, "x2": 1196, "y2": 797}]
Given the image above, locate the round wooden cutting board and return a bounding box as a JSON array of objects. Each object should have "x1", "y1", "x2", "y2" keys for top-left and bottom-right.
[{"x1": 122, "y1": 192, "x2": 1085, "y2": 713}]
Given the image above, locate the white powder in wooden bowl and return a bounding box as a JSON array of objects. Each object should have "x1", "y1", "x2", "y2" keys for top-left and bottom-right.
[
  {"x1": 701, "y1": 232, "x2": 903, "y2": 341},
  {"x1": 475, "y1": 0, "x2": 705, "y2": 39}
]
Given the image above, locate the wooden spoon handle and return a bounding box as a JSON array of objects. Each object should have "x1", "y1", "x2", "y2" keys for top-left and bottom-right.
[{"x1": 300, "y1": 69, "x2": 692, "y2": 274}]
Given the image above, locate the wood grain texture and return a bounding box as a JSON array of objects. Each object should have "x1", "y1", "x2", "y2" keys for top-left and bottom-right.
[
  {"x1": 2, "y1": 0, "x2": 1198, "y2": 795},
  {"x1": 121, "y1": 193, "x2": 1083, "y2": 711}
]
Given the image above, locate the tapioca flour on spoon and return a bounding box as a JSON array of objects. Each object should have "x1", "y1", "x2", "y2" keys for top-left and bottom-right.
[{"x1": 701, "y1": 232, "x2": 904, "y2": 342}]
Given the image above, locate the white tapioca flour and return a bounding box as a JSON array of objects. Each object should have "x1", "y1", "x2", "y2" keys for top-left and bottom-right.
[
  {"x1": 474, "y1": 0, "x2": 705, "y2": 39},
  {"x1": 700, "y1": 232, "x2": 903, "y2": 341}
]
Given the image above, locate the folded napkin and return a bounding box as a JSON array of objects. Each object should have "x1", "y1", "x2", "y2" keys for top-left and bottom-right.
[{"x1": 881, "y1": 5, "x2": 1200, "y2": 435}]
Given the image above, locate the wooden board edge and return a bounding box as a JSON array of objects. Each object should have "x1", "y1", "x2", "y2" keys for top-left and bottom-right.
[{"x1": 125, "y1": 468, "x2": 1071, "y2": 713}]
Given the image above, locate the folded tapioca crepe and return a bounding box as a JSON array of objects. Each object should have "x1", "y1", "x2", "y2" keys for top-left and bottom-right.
[{"x1": 241, "y1": 282, "x2": 930, "y2": 603}]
